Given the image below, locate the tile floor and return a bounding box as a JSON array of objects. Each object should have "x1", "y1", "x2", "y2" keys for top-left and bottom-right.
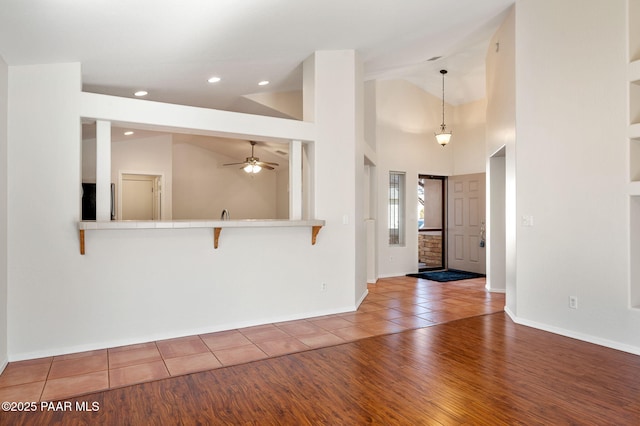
[{"x1": 0, "y1": 275, "x2": 504, "y2": 402}]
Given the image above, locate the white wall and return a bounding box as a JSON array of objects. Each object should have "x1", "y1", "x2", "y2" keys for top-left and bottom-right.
[
  {"x1": 304, "y1": 50, "x2": 367, "y2": 305},
  {"x1": 511, "y1": 0, "x2": 640, "y2": 353},
  {"x1": 453, "y1": 99, "x2": 487, "y2": 175},
  {"x1": 82, "y1": 139, "x2": 96, "y2": 183},
  {"x1": 172, "y1": 141, "x2": 281, "y2": 219},
  {"x1": 354, "y1": 52, "x2": 367, "y2": 302},
  {"x1": 7, "y1": 63, "x2": 82, "y2": 359},
  {"x1": 375, "y1": 79, "x2": 487, "y2": 277},
  {"x1": 488, "y1": 152, "x2": 506, "y2": 293},
  {"x1": 486, "y1": 7, "x2": 515, "y2": 296},
  {"x1": 242, "y1": 90, "x2": 303, "y2": 120},
  {"x1": 5, "y1": 57, "x2": 365, "y2": 361},
  {"x1": 0, "y1": 55, "x2": 8, "y2": 370},
  {"x1": 276, "y1": 165, "x2": 289, "y2": 219}
]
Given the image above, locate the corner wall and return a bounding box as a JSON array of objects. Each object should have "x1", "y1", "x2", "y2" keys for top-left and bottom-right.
[
  {"x1": 485, "y1": 6, "x2": 515, "y2": 296},
  {"x1": 513, "y1": 0, "x2": 640, "y2": 352},
  {"x1": 7, "y1": 63, "x2": 82, "y2": 359},
  {"x1": 304, "y1": 50, "x2": 367, "y2": 306}
]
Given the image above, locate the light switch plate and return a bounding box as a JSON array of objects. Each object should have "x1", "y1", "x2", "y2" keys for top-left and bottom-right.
[{"x1": 522, "y1": 215, "x2": 534, "y2": 227}]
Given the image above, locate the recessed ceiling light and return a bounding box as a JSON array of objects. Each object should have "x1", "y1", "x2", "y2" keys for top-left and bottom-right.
[
  {"x1": 258, "y1": 80, "x2": 270, "y2": 86},
  {"x1": 124, "y1": 131, "x2": 134, "y2": 136},
  {"x1": 207, "y1": 76, "x2": 221, "y2": 83},
  {"x1": 134, "y1": 90, "x2": 148, "y2": 97}
]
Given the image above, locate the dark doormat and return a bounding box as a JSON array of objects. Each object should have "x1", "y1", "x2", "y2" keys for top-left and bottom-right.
[{"x1": 406, "y1": 269, "x2": 485, "y2": 282}]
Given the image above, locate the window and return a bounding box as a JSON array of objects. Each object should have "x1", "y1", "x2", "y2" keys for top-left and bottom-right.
[{"x1": 388, "y1": 171, "x2": 405, "y2": 246}]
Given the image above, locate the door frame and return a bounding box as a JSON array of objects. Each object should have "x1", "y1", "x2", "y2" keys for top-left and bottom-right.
[
  {"x1": 418, "y1": 174, "x2": 447, "y2": 271},
  {"x1": 118, "y1": 171, "x2": 164, "y2": 220}
]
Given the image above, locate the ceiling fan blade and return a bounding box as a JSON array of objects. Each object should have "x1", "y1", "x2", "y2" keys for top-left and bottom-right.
[{"x1": 224, "y1": 142, "x2": 280, "y2": 170}]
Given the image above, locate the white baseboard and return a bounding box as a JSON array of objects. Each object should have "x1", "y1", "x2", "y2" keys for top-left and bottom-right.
[
  {"x1": 356, "y1": 288, "x2": 369, "y2": 307},
  {"x1": 377, "y1": 272, "x2": 410, "y2": 279},
  {"x1": 8, "y1": 304, "x2": 361, "y2": 362},
  {"x1": 504, "y1": 307, "x2": 640, "y2": 356}
]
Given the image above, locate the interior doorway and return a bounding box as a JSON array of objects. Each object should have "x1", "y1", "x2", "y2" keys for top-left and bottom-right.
[
  {"x1": 120, "y1": 173, "x2": 162, "y2": 220},
  {"x1": 418, "y1": 175, "x2": 446, "y2": 271},
  {"x1": 488, "y1": 147, "x2": 506, "y2": 291}
]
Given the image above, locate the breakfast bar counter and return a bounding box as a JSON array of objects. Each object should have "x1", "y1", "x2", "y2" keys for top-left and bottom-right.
[{"x1": 77, "y1": 219, "x2": 325, "y2": 254}]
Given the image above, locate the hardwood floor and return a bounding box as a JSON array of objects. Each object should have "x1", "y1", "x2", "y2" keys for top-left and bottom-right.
[
  {"x1": 3, "y1": 309, "x2": 639, "y2": 424},
  {"x1": 0, "y1": 276, "x2": 503, "y2": 403}
]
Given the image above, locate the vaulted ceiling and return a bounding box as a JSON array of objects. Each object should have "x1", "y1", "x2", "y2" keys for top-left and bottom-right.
[{"x1": 0, "y1": 0, "x2": 513, "y2": 117}]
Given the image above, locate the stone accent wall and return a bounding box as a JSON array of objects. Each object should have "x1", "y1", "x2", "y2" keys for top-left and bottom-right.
[{"x1": 419, "y1": 233, "x2": 442, "y2": 267}]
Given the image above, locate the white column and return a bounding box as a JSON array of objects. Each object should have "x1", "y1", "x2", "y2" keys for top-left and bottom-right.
[
  {"x1": 289, "y1": 140, "x2": 302, "y2": 220},
  {"x1": 95, "y1": 120, "x2": 111, "y2": 221},
  {"x1": 303, "y1": 50, "x2": 366, "y2": 299}
]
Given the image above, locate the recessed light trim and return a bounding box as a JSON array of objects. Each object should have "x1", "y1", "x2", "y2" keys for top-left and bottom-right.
[
  {"x1": 124, "y1": 131, "x2": 134, "y2": 136},
  {"x1": 258, "y1": 80, "x2": 270, "y2": 86},
  {"x1": 134, "y1": 90, "x2": 148, "y2": 97},
  {"x1": 207, "y1": 76, "x2": 221, "y2": 83}
]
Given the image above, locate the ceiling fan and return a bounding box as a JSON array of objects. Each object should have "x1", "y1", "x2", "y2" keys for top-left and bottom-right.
[{"x1": 223, "y1": 141, "x2": 279, "y2": 174}]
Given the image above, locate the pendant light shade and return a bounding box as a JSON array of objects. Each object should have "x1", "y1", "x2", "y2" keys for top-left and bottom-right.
[
  {"x1": 435, "y1": 130, "x2": 452, "y2": 146},
  {"x1": 435, "y1": 69, "x2": 452, "y2": 147}
]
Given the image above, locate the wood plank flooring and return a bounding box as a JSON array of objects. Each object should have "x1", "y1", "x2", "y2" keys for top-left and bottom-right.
[{"x1": 2, "y1": 279, "x2": 640, "y2": 424}]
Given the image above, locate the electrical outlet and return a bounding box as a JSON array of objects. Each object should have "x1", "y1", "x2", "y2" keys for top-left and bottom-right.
[
  {"x1": 321, "y1": 283, "x2": 327, "y2": 292},
  {"x1": 569, "y1": 296, "x2": 578, "y2": 309}
]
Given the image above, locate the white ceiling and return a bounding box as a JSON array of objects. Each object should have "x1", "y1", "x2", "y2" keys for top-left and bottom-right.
[
  {"x1": 4, "y1": 0, "x2": 513, "y2": 163},
  {"x1": 0, "y1": 0, "x2": 514, "y2": 113}
]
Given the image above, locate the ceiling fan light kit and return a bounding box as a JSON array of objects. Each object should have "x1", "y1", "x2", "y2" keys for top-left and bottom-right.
[
  {"x1": 223, "y1": 141, "x2": 279, "y2": 174},
  {"x1": 435, "y1": 69, "x2": 452, "y2": 147},
  {"x1": 243, "y1": 164, "x2": 262, "y2": 174}
]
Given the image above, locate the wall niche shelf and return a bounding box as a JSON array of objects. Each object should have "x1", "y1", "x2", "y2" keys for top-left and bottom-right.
[
  {"x1": 630, "y1": 0, "x2": 640, "y2": 310},
  {"x1": 631, "y1": 196, "x2": 640, "y2": 308},
  {"x1": 631, "y1": 137, "x2": 640, "y2": 182},
  {"x1": 78, "y1": 219, "x2": 325, "y2": 254},
  {"x1": 631, "y1": 61, "x2": 640, "y2": 127}
]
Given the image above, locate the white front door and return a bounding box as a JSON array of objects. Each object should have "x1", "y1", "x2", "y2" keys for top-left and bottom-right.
[{"x1": 447, "y1": 173, "x2": 486, "y2": 274}]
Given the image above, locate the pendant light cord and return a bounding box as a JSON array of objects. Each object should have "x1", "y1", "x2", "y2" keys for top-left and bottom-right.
[{"x1": 440, "y1": 69, "x2": 447, "y2": 130}]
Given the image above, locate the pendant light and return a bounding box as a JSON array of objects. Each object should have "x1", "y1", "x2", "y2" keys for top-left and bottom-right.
[{"x1": 435, "y1": 69, "x2": 452, "y2": 147}]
